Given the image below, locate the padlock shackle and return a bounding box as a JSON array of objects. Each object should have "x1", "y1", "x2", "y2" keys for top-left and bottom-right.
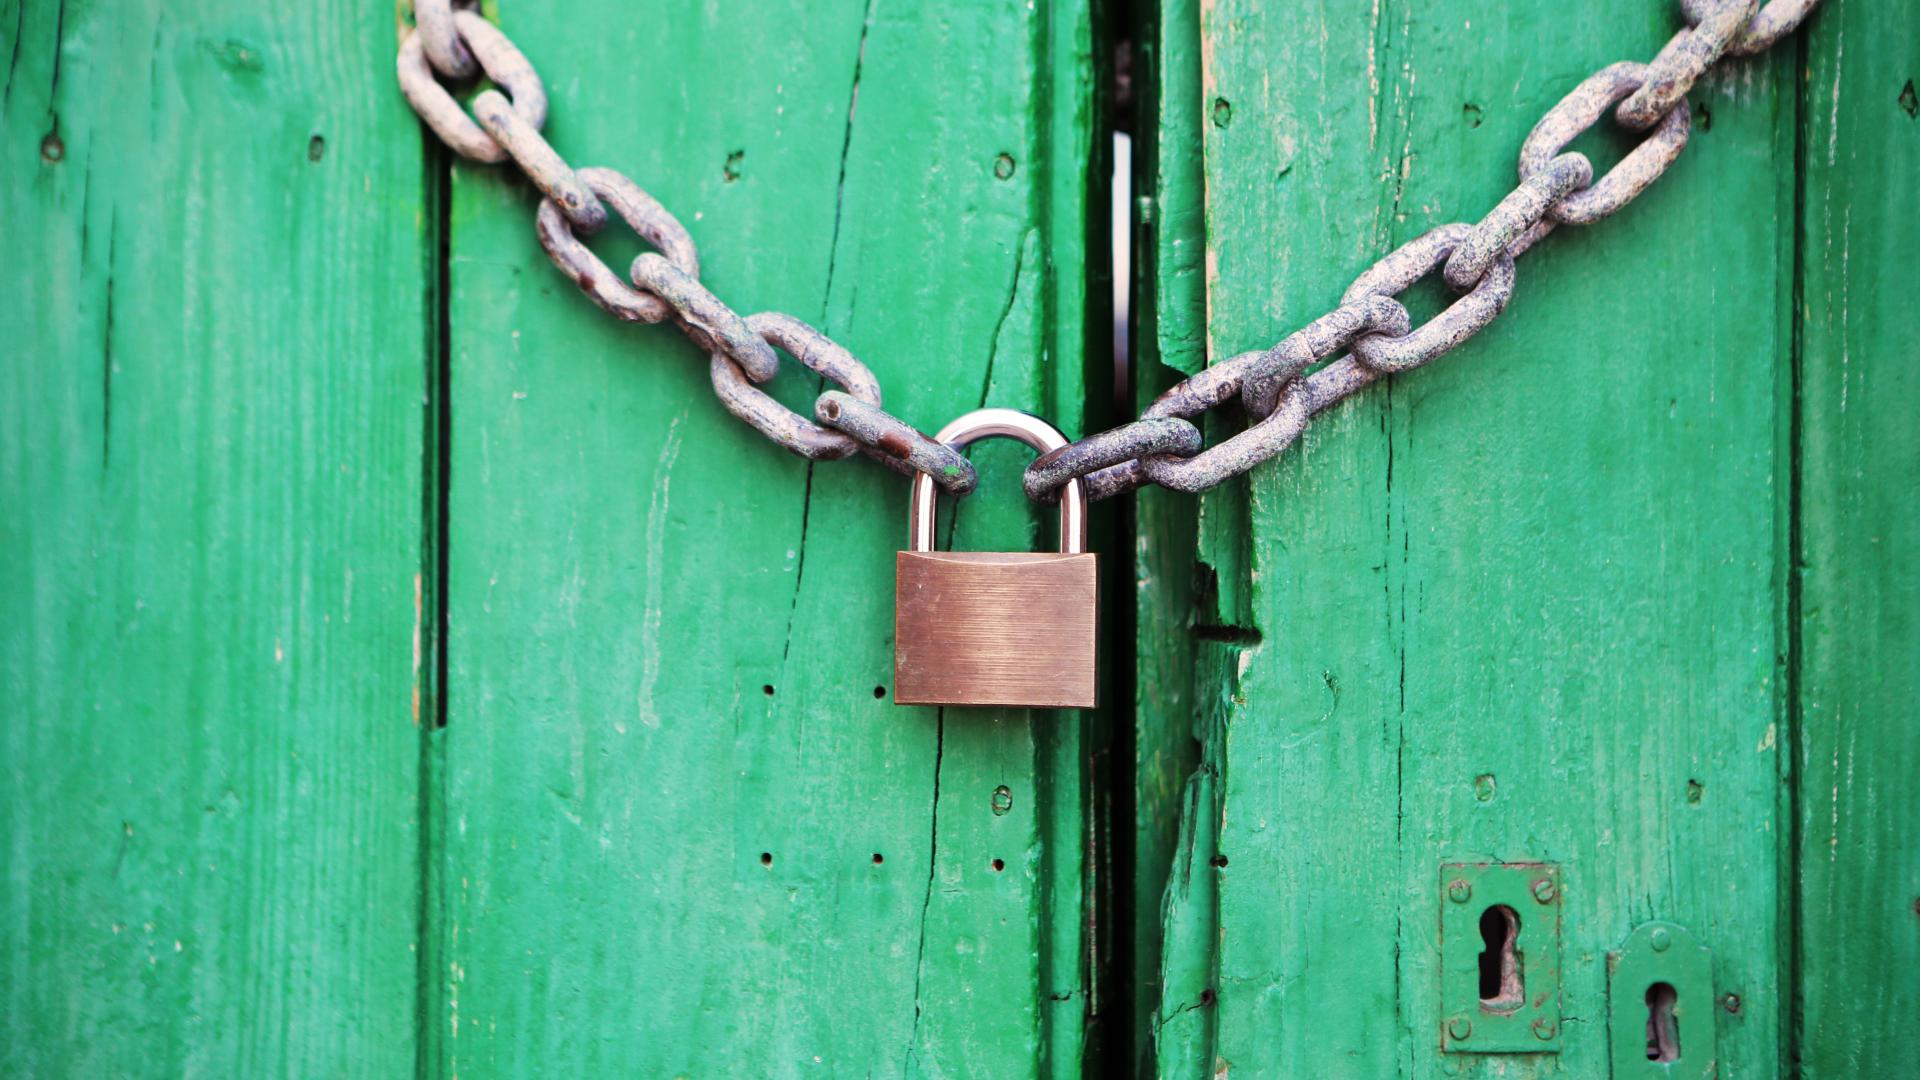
[{"x1": 909, "y1": 409, "x2": 1088, "y2": 555}]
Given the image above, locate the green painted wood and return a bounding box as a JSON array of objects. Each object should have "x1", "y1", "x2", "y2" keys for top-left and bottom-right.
[
  {"x1": 0, "y1": 2, "x2": 428, "y2": 1076},
  {"x1": 1145, "y1": 2, "x2": 1844, "y2": 1076},
  {"x1": 433, "y1": 1, "x2": 1100, "y2": 1075},
  {"x1": 1129, "y1": 0, "x2": 1209, "y2": 1071},
  {"x1": 1795, "y1": 2, "x2": 1920, "y2": 1074}
]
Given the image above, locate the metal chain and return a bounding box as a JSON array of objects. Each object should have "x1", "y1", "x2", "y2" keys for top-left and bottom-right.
[
  {"x1": 394, "y1": 0, "x2": 1820, "y2": 508},
  {"x1": 1026, "y1": 0, "x2": 1822, "y2": 503},
  {"x1": 393, "y1": 7, "x2": 982, "y2": 495}
]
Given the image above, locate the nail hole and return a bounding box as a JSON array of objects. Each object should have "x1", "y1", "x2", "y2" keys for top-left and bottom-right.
[
  {"x1": 1899, "y1": 79, "x2": 1917, "y2": 119},
  {"x1": 1473, "y1": 773, "x2": 1497, "y2": 802},
  {"x1": 1477, "y1": 905, "x2": 1523, "y2": 1010},
  {"x1": 760, "y1": 851, "x2": 773, "y2": 866},
  {"x1": 990, "y1": 858, "x2": 1005, "y2": 872},
  {"x1": 873, "y1": 685, "x2": 887, "y2": 699},
  {"x1": 872, "y1": 853, "x2": 884, "y2": 865},
  {"x1": 1686, "y1": 779, "x2": 1704, "y2": 805},
  {"x1": 762, "y1": 684, "x2": 775, "y2": 696},
  {"x1": 1198, "y1": 988, "x2": 1216, "y2": 1006},
  {"x1": 1462, "y1": 102, "x2": 1483, "y2": 128},
  {"x1": 307, "y1": 134, "x2": 325, "y2": 162},
  {"x1": 993, "y1": 152, "x2": 1016, "y2": 179},
  {"x1": 1209, "y1": 854, "x2": 1229, "y2": 868},
  {"x1": 1211, "y1": 97, "x2": 1232, "y2": 128},
  {"x1": 1645, "y1": 982, "x2": 1681, "y2": 1062},
  {"x1": 724, "y1": 148, "x2": 743, "y2": 182},
  {"x1": 40, "y1": 131, "x2": 63, "y2": 163},
  {"x1": 991, "y1": 785, "x2": 1013, "y2": 816}
]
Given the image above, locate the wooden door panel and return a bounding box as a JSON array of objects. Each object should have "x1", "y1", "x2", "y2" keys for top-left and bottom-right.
[
  {"x1": 1, "y1": 2, "x2": 429, "y2": 1075},
  {"x1": 435, "y1": 2, "x2": 1099, "y2": 1075},
  {"x1": 1796, "y1": 3, "x2": 1920, "y2": 1075},
  {"x1": 5, "y1": 2, "x2": 1909, "y2": 1075},
  {"x1": 1128, "y1": 2, "x2": 1912, "y2": 1076}
]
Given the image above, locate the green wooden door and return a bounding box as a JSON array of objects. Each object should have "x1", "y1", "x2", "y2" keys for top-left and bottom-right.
[
  {"x1": 428, "y1": 1, "x2": 1102, "y2": 1075},
  {"x1": 4, "y1": 0, "x2": 1106, "y2": 1075},
  {"x1": 3, "y1": 1, "x2": 429, "y2": 1073},
  {"x1": 1134, "y1": 0, "x2": 1919, "y2": 1077},
  {"x1": 4, "y1": 2, "x2": 1914, "y2": 1078}
]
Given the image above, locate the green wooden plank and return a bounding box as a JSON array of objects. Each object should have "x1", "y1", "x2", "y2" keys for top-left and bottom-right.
[
  {"x1": 1130, "y1": 0, "x2": 1209, "y2": 1070},
  {"x1": 0, "y1": 2, "x2": 428, "y2": 1075},
  {"x1": 1155, "y1": 3, "x2": 1808, "y2": 1075},
  {"x1": 433, "y1": 1, "x2": 1098, "y2": 1074},
  {"x1": 1795, "y1": 3, "x2": 1920, "y2": 1075}
]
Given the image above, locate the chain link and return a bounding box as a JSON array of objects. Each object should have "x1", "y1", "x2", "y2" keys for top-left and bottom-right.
[
  {"x1": 1444, "y1": 154, "x2": 1591, "y2": 289},
  {"x1": 815, "y1": 393, "x2": 980, "y2": 495},
  {"x1": 396, "y1": 13, "x2": 544, "y2": 164},
  {"x1": 1618, "y1": 0, "x2": 1758, "y2": 130},
  {"x1": 394, "y1": 0, "x2": 1821, "y2": 506},
  {"x1": 1520, "y1": 63, "x2": 1692, "y2": 226},
  {"x1": 536, "y1": 167, "x2": 699, "y2": 324},
  {"x1": 1025, "y1": 418, "x2": 1203, "y2": 502},
  {"x1": 1682, "y1": 0, "x2": 1822, "y2": 54},
  {"x1": 1346, "y1": 224, "x2": 1517, "y2": 374},
  {"x1": 712, "y1": 314, "x2": 884, "y2": 461},
  {"x1": 411, "y1": 0, "x2": 476, "y2": 80},
  {"x1": 1143, "y1": 297, "x2": 1410, "y2": 492},
  {"x1": 471, "y1": 89, "x2": 605, "y2": 231}
]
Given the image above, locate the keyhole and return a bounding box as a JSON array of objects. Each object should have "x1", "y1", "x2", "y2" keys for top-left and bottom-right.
[
  {"x1": 1477, "y1": 905, "x2": 1523, "y2": 1010},
  {"x1": 1645, "y1": 982, "x2": 1681, "y2": 1062}
]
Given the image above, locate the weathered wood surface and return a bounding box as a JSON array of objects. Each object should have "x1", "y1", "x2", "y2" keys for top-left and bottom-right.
[
  {"x1": 4, "y1": 0, "x2": 1911, "y2": 1075},
  {"x1": 1, "y1": 1, "x2": 428, "y2": 1075},
  {"x1": 2, "y1": 0, "x2": 1105, "y2": 1075},
  {"x1": 432, "y1": 1, "x2": 1101, "y2": 1076},
  {"x1": 1143, "y1": 0, "x2": 1914, "y2": 1077},
  {"x1": 1128, "y1": 0, "x2": 1210, "y2": 1070},
  {"x1": 1796, "y1": 3, "x2": 1920, "y2": 1076}
]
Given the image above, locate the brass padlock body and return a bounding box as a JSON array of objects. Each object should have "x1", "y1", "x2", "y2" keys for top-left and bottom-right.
[
  {"x1": 892, "y1": 408, "x2": 1097, "y2": 709},
  {"x1": 894, "y1": 551, "x2": 1098, "y2": 708}
]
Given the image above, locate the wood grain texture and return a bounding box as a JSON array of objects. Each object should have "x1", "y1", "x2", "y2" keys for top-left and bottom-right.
[
  {"x1": 1152, "y1": 1, "x2": 1821, "y2": 1075},
  {"x1": 433, "y1": 1, "x2": 1099, "y2": 1075},
  {"x1": 1129, "y1": 0, "x2": 1210, "y2": 1069},
  {"x1": 1795, "y1": 2, "x2": 1920, "y2": 1074},
  {"x1": 0, "y1": 1, "x2": 427, "y2": 1075}
]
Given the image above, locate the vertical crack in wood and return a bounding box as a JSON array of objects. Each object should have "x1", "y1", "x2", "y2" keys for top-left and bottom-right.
[
  {"x1": 821, "y1": 0, "x2": 877, "y2": 324},
  {"x1": 415, "y1": 122, "x2": 455, "y2": 1080},
  {"x1": 100, "y1": 216, "x2": 116, "y2": 473},
  {"x1": 904, "y1": 709, "x2": 946, "y2": 1074},
  {"x1": 1782, "y1": 20, "x2": 1813, "y2": 1076},
  {"x1": 979, "y1": 231, "x2": 1031, "y2": 409}
]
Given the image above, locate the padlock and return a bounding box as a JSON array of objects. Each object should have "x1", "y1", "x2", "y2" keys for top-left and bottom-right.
[{"x1": 893, "y1": 409, "x2": 1097, "y2": 709}]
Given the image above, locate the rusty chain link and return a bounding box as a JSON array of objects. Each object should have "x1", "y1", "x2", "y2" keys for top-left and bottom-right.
[
  {"x1": 1025, "y1": 0, "x2": 1822, "y2": 503},
  {"x1": 394, "y1": 0, "x2": 1819, "y2": 508}
]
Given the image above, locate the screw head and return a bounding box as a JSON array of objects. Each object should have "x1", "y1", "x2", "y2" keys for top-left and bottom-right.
[
  {"x1": 1447, "y1": 1016, "x2": 1472, "y2": 1041},
  {"x1": 1650, "y1": 927, "x2": 1672, "y2": 952},
  {"x1": 1447, "y1": 879, "x2": 1472, "y2": 904},
  {"x1": 1722, "y1": 993, "x2": 1743, "y2": 1015},
  {"x1": 1532, "y1": 1017, "x2": 1558, "y2": 1041},
  {"x1": 1531, "y1": 878, "x2": 1557, "y2": 904}
]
